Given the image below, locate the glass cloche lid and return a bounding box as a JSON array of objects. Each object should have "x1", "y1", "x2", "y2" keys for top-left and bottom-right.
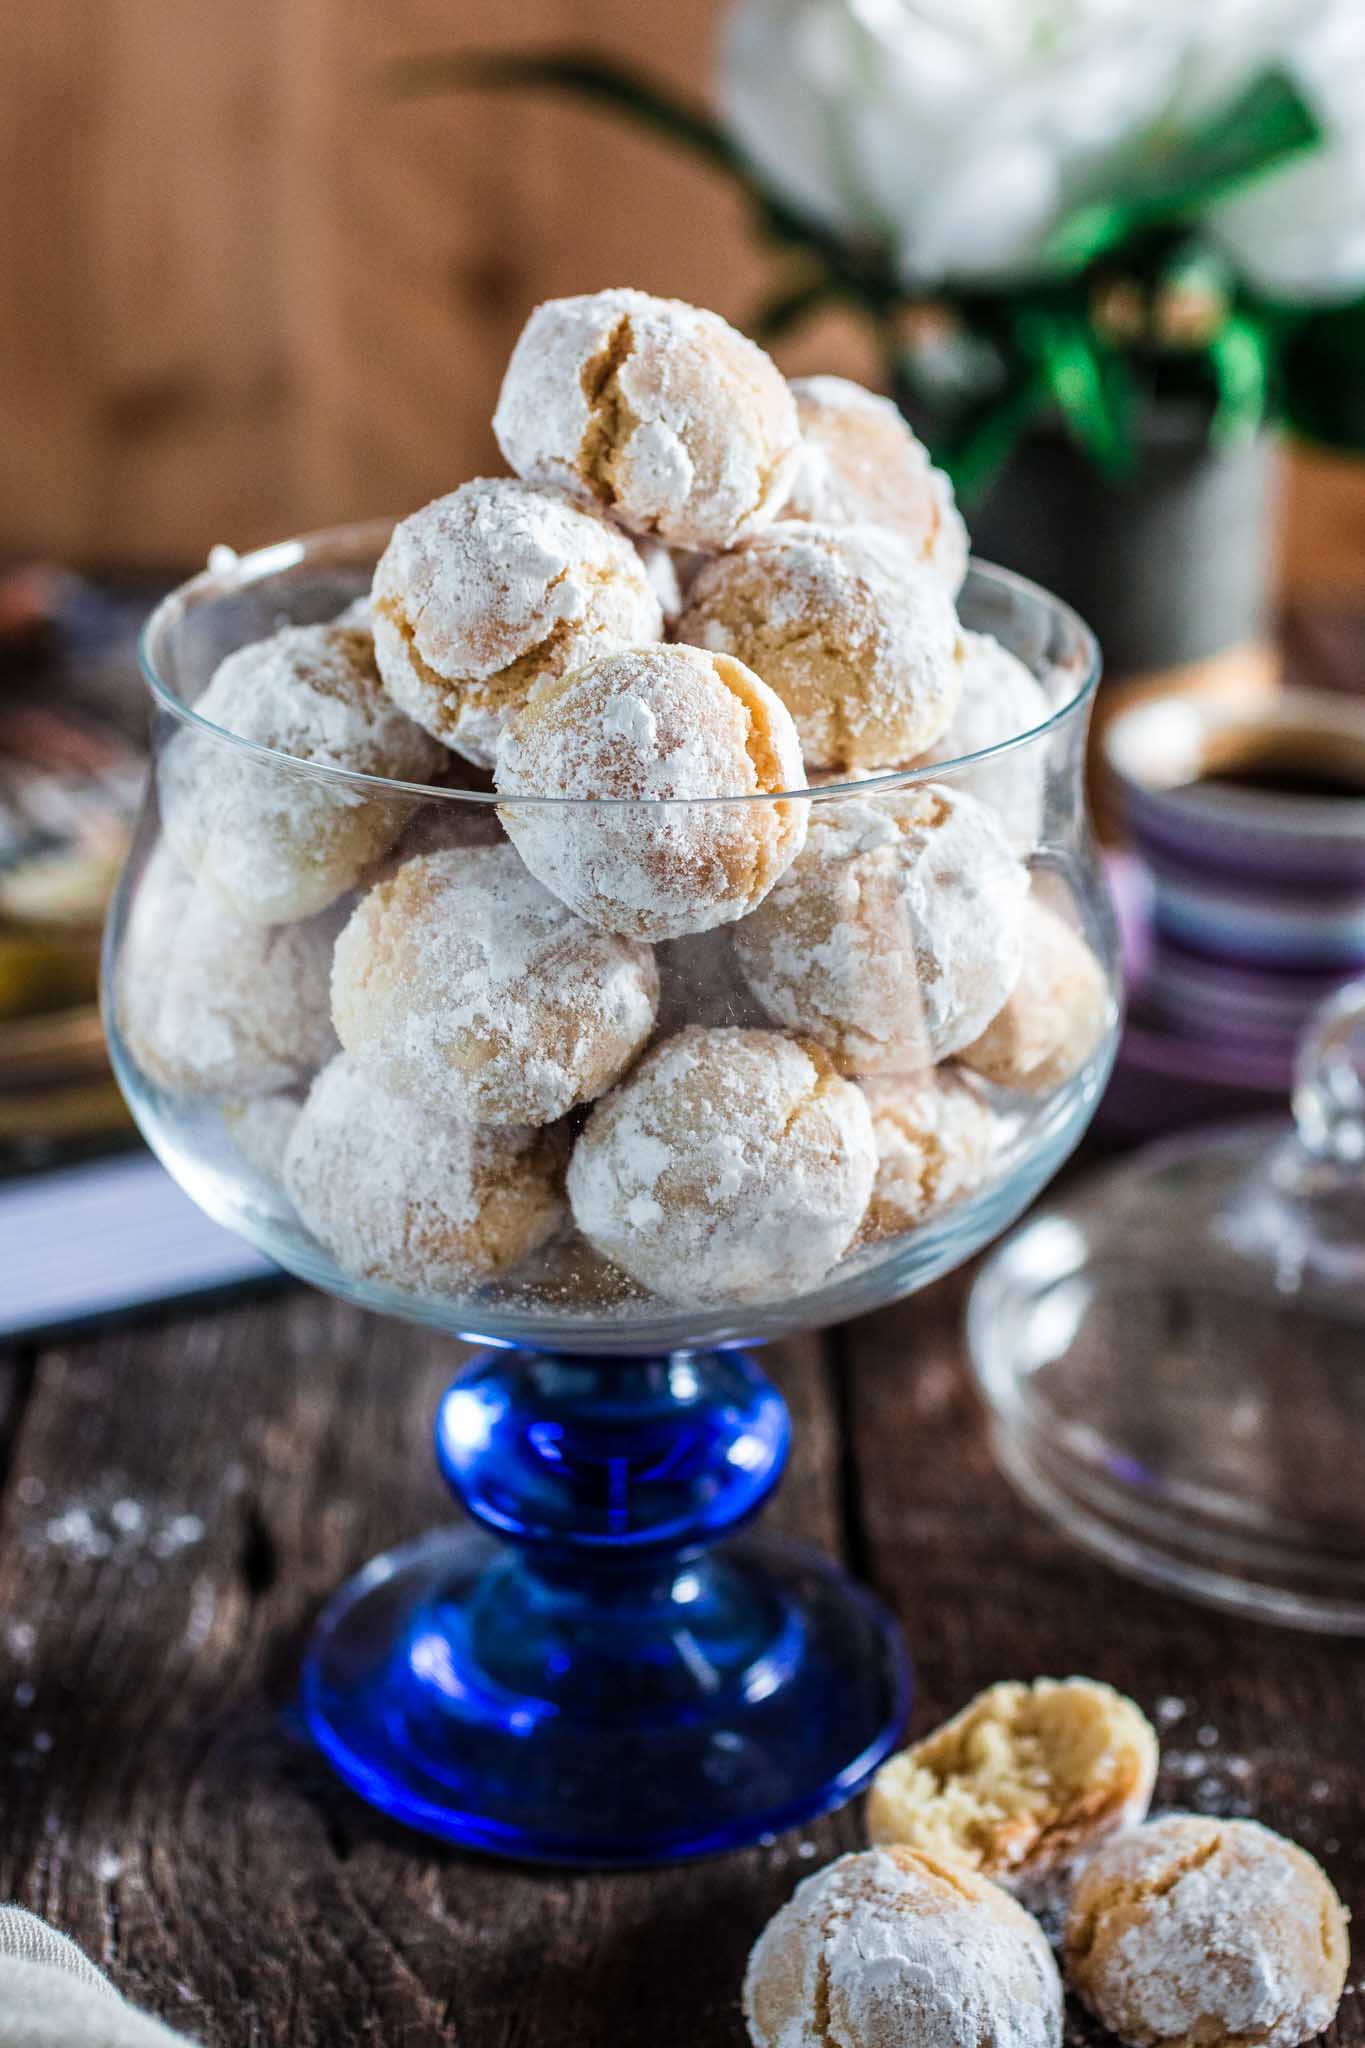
[{"x1": 969, "y1": 982, "x2": 1365, "y2": 1633}]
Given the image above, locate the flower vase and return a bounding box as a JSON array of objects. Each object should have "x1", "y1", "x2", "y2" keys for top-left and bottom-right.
[{"x1": 960, "y1": 402, "x2": 1282, "y2": 827}]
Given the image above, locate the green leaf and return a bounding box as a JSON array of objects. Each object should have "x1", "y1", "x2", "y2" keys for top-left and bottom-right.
[
  {"x1": 1015, "y1": 310, "x2": 1135, "y2": 477},
  {"x1": 1207, "y1": 313, "x2": 1270, "y2": 445},
  {"x1": 388, "y1": 47, "x2": 746, "y2": 176},
  {"x1": 1041, "y1": 67, "x2": 1323, "y2": 274},
  {"x1": 1280, "y1": 296, "x2": 1365, "y2": 451}
]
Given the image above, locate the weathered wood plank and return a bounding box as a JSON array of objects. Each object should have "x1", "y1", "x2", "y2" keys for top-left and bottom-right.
[
  {"x1": 0, "y1": 1292, "x2": 855, "y2": 2045},
  {"x1": 3, "y1": 3, "x2": 1358, "y2": 580}
]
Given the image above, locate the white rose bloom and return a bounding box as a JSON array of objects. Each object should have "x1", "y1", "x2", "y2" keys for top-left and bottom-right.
[
  {"x1": 720, "y1": 0, "x2": 1362, "y2": 296},
  {"x1": 1209, "y1": 5, "x2": 1365, "y2": 303}
]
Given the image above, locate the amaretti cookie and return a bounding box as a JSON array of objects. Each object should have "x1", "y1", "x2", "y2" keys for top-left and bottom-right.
[
  {"x1": 1065, "y1": 1816, "x2": 1349, "y2": 2048},
  {"x1": 495, "y1": 644, "x2": 807, "y2": 941},
  {"x1": 919, "y1": 630, "x2": 1051, "y2": 854},
  {"x1": 961, "y1": 898, "x2": 1110, "y2": 1093},
  {"x1": 223, "y1": 1093, "x2": 302, "y2": 1188},
  {"x1": 284, "y1": 1055, "x2": 565, "y2": 1293},
  {"x1": 493, "y1": 287, "x2": 800, "y2": 550},
  {"x1": 732, "y1": 783, "x2": 1029, "y2": 1071},
  {"x1": 784, "y1": 375, "x2": 969, "y2": 593},
  {"x1": 567, "y1": 1026, "x2": 875, "y2": 1305},
  {"x1": 371, "y1": 477, "x2": 662, "y2": 766},
  {"x1": 860, "y1": 1069, "x2": 999, "y2": 1241},
  {"x1": 161, "y1": 622, "x2": 443, "y2": 924},
  {"x1": 868, "y1": 1678, "x2": 1158, "y2": 1903},
  {"x1": 331, "y1": 844, "x2": 658, "y2": 1127},
  {"x1": 117, "y1": 845, "x2": 337, "y2": 1098},
  {"x1": 744, "y1": 1846, "x2": 1062, "y2": 2048},
  {"x1": 677, "y1": 522, "x2": 962, "y2": 773}
]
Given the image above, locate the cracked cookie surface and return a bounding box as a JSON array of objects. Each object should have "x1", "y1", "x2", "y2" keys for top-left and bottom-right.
[
  {"x1": 744, "y1": 1845, "x2": 1062, "y2": 2048},
  {"x1": 371, "y1": 477, "x2": 662, "y2": 767},
  {"x1": 567, "y1": 1026, "x2": 875, "y2": 1305},
  {"x1": 493, "y1": 288, "x2": 800, "y2": 550},
  {"x1": 1064, "y1": 1816, "x2": 1349, "y2": 2048},
  {"x1": 678, "y1": 522, "x2": 962, "y2": 774},
  {"x1": 495, "y1": 643, "x2": 808, "y2": 942}
]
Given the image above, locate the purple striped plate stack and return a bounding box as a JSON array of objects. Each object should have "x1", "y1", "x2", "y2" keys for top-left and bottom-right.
[{"x1": 1105, "y1": 689, "x2": 1365, "y2": 1103}]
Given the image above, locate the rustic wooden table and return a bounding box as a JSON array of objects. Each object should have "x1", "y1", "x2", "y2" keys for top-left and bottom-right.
[{"x1": 0, "y1": 1267, "x2": 1362, "y2": 2047}]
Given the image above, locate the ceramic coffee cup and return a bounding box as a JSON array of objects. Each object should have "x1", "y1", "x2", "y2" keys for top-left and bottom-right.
[{"x1": 1106, "y1": 688, "x2": 1365, "y2": 1060}]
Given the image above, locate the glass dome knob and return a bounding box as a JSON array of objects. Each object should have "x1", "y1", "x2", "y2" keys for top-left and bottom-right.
[{"x1": 1293, "y1": 980, "x2": 1365, "y2": 1167}]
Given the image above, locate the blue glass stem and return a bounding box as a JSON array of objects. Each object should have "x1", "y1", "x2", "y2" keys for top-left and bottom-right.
[
  {"x1": 302, "y1": 1346, "x2": 910, "y2": 1862},
  {"x1": 426, "y1": 1350, "x2": 792, "y2": 1716}
]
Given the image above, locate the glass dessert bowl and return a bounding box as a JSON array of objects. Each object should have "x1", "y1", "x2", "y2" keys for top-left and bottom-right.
[{"x1": 102, "y1": 521, "x2": 1116, "y2": 1864}]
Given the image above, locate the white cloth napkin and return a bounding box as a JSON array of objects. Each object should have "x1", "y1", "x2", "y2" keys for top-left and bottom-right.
[{"x1": 0, "y1": 1909, "x2": 193, "y2": 2047}]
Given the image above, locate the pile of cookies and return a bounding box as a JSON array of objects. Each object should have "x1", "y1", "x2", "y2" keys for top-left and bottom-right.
[
  {"x1": 121, "y1": 286, "x2": 1110, "y2": 1312},
  {"x1": 746, "y1": 1677, "x2": 1350, "y2": 2048}
]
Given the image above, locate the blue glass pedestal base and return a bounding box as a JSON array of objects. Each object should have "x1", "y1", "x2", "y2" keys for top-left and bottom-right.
[
  {"x1": 300, "y1": 1348, "x2": 910, "y2": 1865},
  {"x1": 302, "y1": 1526, "x2": 908, "y2": 1864}
]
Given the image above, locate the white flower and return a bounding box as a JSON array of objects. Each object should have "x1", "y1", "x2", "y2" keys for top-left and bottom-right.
[
  {"x1": 1209, "y1": 6, "x2": 1365, "y2": 303},
  {"x1": 719, "y1": 0, "x2": 1365, "y2": 297}
]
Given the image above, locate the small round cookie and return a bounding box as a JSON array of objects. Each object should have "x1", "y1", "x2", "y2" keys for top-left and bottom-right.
[
  {"x1": 1065, "y1": 1815, "x2": 1349, "y2": 2048},
  {"x1": 918, "y1": 631, "x2": 1051, "y2": 854},
  {"x1": 744, "y1": 1845, "x2": 1062, "y2": 2048},
  {"x1": 493, "y1": 287, "x2": 800, "y2": 550},
  {"x1": 868, "y1": 1678, "x2": 1158, "y2": 1906},
  {"x1": 332, "y1": 844, "x2": 658, "y2": 1127},
  {"x1": 371, "y1": 477, "x2": 663, "y2": 767},
  {"x1": 495, "y1": 644, "x2": 807, "y2": 942},
  {"x1": 118, "y1": 845, "x2": 337, "y2": 1098},
  {"x1": 961, "y1": 898, "x2": 1110, "y2": 1093},
  {"x1": 284, "y1": 1055, "x2": 565, "y2": 1294},
  {"x1": 567, "y1": 1026, "x2": 876, "y2": 1305},
  {"x1": 784, "y1": 375, "x2": 969, "y2": 593},
  {"x1": 677, "y1": 523, "x2": 962, "y2": 773},
  {"x1": 162, "y1": 622, "x2": 443, "y2": 924},
  {"x1": 860, "y1": 1068, "x2": 999, "y2": 1242},
  {"x1": 223, "y1": 1092, "x2": 302, "y2": 1188},
  {"x1": 732, "y1": 782, "x2": 1029, "y2": 1071}
]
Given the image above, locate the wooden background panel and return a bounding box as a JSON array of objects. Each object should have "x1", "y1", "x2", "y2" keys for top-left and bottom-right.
[{"x1": 0, "y1": 0, "x2": 1360, "y2": 592}]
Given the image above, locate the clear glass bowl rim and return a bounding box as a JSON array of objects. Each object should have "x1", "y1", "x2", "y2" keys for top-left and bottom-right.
[{"x1": 139, "y1": 519, "x2": 1101, "y2": 810}]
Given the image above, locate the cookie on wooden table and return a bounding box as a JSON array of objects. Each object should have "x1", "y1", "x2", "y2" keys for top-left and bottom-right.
[
  {"x1": 868, "y1": 1677, "x2": 1158, "y2": 1905},
  {"x1": 744, "y1": 1845, "x2": 1062, "y2": 2048},
  {"x1": 1065, "y1": 1815, "x2": 1349, "y2": 2048}
]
